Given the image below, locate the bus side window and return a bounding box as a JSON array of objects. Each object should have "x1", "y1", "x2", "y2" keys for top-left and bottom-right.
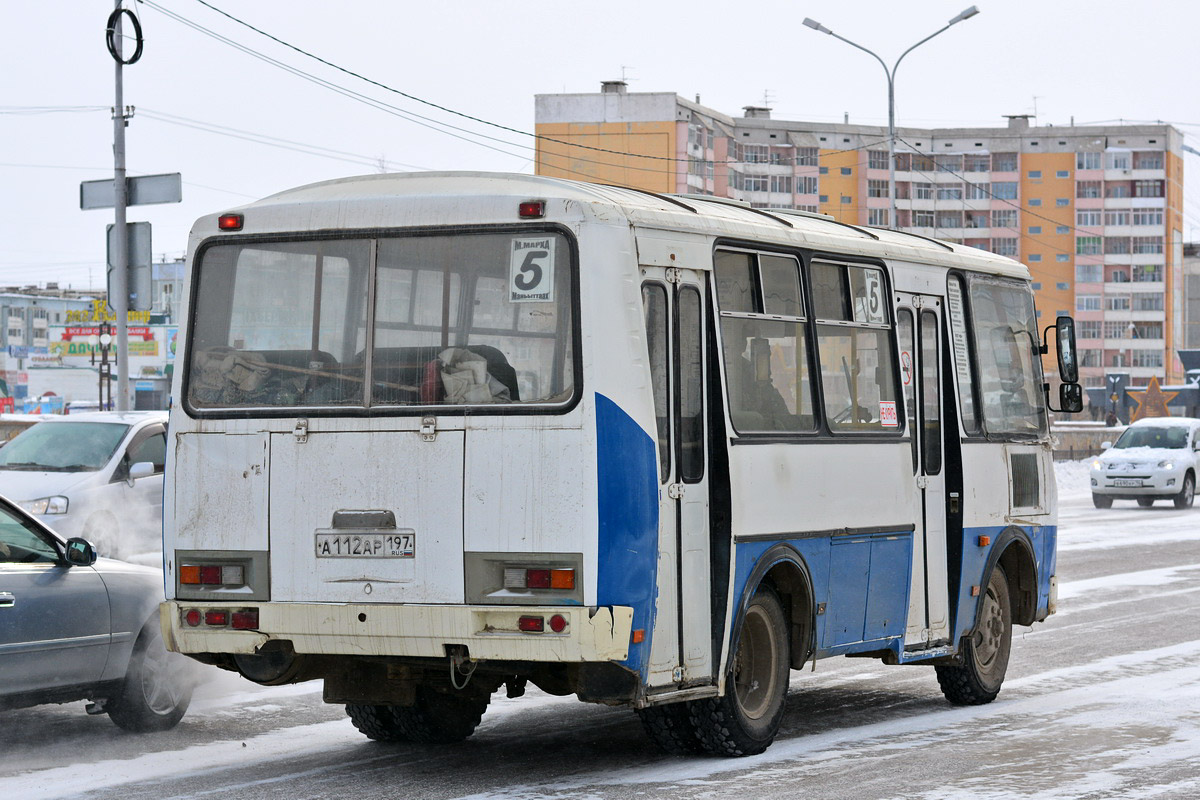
[
  {"x1": 642, "y1": 284, "x2": 670, "y2": 482},
  {"x1": 813, "y1": 262, "x2": 899, "y2": 433}
]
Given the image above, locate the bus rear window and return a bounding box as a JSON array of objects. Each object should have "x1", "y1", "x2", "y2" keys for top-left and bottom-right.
[{"x1": 187, "y1": 231, "x2": 575, "y2": 411}]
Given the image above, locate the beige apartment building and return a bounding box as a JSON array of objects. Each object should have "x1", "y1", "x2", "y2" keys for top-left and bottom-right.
[{"x1": 534, "y1": 83, "x2": 1186, "y2": 385}]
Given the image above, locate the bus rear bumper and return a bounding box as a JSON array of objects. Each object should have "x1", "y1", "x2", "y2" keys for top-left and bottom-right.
[{"x1": 161, "y1": 601, "x2": 633, "y2": 663}]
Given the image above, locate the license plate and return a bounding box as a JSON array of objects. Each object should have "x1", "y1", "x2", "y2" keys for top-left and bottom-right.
[
  {"x1": 1112, "y1": 479, "x2": 1142, "y2": 487},
  {"x1": 315, "y1": 530, "x2": 415, "y2": 558}
]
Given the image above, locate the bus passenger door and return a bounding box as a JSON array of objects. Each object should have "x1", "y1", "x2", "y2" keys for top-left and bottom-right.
[
  {"x1": 642, "y1": 269, "x2": 712, "y2": 688},
  {"x1": 896, "y1": 294, "x2": 951, "y2": 649}
]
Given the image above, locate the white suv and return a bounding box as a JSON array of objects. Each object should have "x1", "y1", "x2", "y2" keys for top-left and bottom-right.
[{"x1": 1090, "y1": 416, "x2": 1200, "y2": 509}]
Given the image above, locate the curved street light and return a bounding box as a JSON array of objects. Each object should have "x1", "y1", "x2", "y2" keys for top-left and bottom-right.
[{"x1": 802, "y1": 6, "x2": 981, "y2": 228}]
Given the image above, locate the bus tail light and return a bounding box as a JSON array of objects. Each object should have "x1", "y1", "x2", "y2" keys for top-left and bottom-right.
[
  {"x1": 231, "y1": 609, "x2": 260, "y2": 630},
  {"x1": 518, "y1": 200, "x2": 545, "y2": 218},
  {"x1": 502, "y1": 567, "x2": 576, "y2": 591},
  {"x1": 549, "y1": 614, "x2": 567, "y2": 633},
  {"x1": 180, "y1": 562, "x2": 246, "y2": 586},
  {"x1": 184, "y1": 609, "x2": 202, "y2": 627},
  {"x1": 218, "y1": 213, "x2": 244, "y2": 230},
  {"x1": 204, "y1": 610, "x2": 229, "y2": 626},
  {"x1": 518, "y1": 615, "x2": 544, "y2": 632}
]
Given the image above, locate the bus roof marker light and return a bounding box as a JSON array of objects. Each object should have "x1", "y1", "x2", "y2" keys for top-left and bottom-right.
[
  {"x1": 518, "y1": 200, "x2": 545, "y2": 219},
  {"x1": 218, "y1": 213, "x2": 244, "y2": 231}
]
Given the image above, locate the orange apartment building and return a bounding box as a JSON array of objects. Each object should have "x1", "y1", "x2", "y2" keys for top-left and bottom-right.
[{"x1": 534, "y1": 82, "x2": 1186, "y2": 386}]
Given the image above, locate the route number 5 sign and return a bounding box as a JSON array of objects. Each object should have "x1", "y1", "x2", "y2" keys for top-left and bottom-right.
[{"x1": 509, "y1": 236, "x2": 556, "y2": 303}]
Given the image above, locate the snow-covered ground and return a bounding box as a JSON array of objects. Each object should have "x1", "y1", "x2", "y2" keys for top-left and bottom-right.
[{"x1": 2, "y1": 460, "x2": 1198, "y2": 800}]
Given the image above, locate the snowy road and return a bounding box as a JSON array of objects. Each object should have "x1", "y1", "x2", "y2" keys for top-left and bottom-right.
[{"x1": 3, "y1": 462, "x2": 1199, "y2": 800}]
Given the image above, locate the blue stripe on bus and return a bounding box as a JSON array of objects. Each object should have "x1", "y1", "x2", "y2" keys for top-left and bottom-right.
[
  {"x1": 954, "y1": 524, "x2": 1056, "y2": 644},
  {"x1": 594, "y1": 393, "x2": 658, "y2": 673}
]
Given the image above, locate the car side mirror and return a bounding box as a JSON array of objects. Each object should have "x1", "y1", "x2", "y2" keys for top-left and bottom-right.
[
  {"x1": 64, "y1": 537, "x2": 97, "y2": 567},
  {"x1": 1101, "y1": 441, "x2": 1113, "y2": 450},
  {"x1": 1055, "y1": 316, "x2": 1078, "y2": 384},
  {"x1": 128, "y1": 461, "x2": 155, "y2": 484},
  {"x1": 1058, "y1": 383, "x2": 1083, "y2": 413}
]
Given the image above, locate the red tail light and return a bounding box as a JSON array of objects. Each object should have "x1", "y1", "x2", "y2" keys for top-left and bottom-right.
[
  {"x1": 549, "y1": 614, "x2": 567, "y2": 633},
  {"x1": 231, "y1": 609, "x2": 260, "y2": 630},
  {"x1": 204, "y1": 610, "x2": 229, "y2": 626},
  {"x1": 518, "y1": 615, "x2": 544, "y2": 632},
  {"x1": 518, "y1": 200, "x2": 545, "y2": 218},
  {"x1": 218, "y1": 213, "x2": 244, "y2": 231},
  {"x1": 184, "y1": 609, "x2": 202, "y2": 627}
]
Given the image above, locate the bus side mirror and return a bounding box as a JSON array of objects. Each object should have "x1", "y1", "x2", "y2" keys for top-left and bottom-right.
[
  {"x1": 1055, "y1": 316, "x2": 1078, "y2": 384},
  {"x1": 1058, "y1": 383, "x2": 1083, "y2": 413}
]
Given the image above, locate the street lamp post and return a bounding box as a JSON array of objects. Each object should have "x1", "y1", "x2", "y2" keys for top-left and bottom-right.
[{"x1": 802, "y1": 7, "x2": 980, "y2": 228}]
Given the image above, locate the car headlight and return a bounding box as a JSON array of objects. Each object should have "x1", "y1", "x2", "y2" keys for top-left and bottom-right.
[
  {"x1": 19, "y1": 496, "x2": 69, "y2": 515},
  {"x1": 1091, "y1": 459, "x2": 1105, "y2": 470},
  {"x1": 1158, "y1": 460, "x2": 1177, "y2": 470}
]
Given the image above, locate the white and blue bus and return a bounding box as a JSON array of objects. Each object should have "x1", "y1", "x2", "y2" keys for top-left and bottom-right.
[{"x1": 161, "y1": 172, "x2": 1080, "y2": 755}]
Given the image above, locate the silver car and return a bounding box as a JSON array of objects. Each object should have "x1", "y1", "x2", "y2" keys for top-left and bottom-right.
[
  {"x1": 0, "y1": 497, "x2": 192, "y2": 731},
  {"x1": 0, "y1": 411, "x2": 167, "y2": 560}
]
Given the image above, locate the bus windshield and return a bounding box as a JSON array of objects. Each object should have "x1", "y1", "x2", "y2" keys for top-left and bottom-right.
[
  {"x1": 186, "y1": 231, "x2": 575, "y2": 411},
  {"x1": 968, "y1": 276, "x2": 1047, "y2": 437}
]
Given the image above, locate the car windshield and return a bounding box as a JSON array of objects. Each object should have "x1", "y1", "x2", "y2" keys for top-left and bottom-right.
[
  {"x1": 0, "y1": 422, "x2": 131, "y2": 471},
  {"x1": 1112, "y1": 426, "x2": 1189, "y2": 450}
]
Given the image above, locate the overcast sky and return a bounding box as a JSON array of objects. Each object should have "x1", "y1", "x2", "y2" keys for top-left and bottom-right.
[{"x1": 5, "y1": 0, "x2": 1199, "y2": 290}]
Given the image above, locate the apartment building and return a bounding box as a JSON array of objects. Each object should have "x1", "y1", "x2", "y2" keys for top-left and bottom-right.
[{"x1": 534, "y1": 83, "x2": 1185, "y2": 385}]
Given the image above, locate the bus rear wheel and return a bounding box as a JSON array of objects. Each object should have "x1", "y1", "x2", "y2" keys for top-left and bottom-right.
[
  {"x1": 691, "y1": 586, "x2": 789, "y2": 756},
  {"x1": 936, "y1": 565, "x2": 1012, "y2": 705},
  {"x1": 346, "y1": 685, "x2": 490, "y2": 744}
]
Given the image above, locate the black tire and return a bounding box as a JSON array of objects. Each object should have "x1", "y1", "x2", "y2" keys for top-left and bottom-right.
[
  {"x1": 107, "y1": 623, "x2": 193, "y2": 732},
  {"x1": 636, "y1": 701, "x2": 705, "y2": 755},
  {"x1": 936, "y1": 566, "x2": 1012, "y2": 706},
  {"x1": 1137, "y1": 497, "x2": 1155, "y2": 507},
  {"x1": 1173, "y1": 473, "x2": 1195, "y2": 509},
  {"x1": 1092, "y1": 494, "x2": 1113, "y2": 509},
  {"x1": 690, "y1": 586, "x2": 789, "y2": 756},
  {"x1": 346, "y1": 685, "x2": 490, "y2": 744}
]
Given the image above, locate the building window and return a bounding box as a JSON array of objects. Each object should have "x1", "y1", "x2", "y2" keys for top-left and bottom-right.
[
  {"x1": 1028, "y1": 254, "x2": 1042, "y2": 262},
  {"x1": 819, "y1": 195, "x2": 829, "y2": 203},
  {"x1": 1079, "y1": 349, "x2": 1101, "y2": 367},
  {"x1": 992, "y1": 209, "x2": 1018, "y2": 228},
  {"x1": 868, "y1": 179, "x2": 889, "y2": 198},
  {"x1": 1032, "y1": 282, "x2": 1043, "y2": 290},
  {"x1": 1028, "y1": 198, "x2": 1042, "y2": 207},
  {"x1": 1055, "y1": 198, "x2": 1070, "y2": 207},
  {"x1": 992, "y1": 182, "x2": 1018, "y2": 199},
  {"x1": 1076, "y1": 295, "x2": 1101, "y2": 311},
  {"x1": 966, "y1": 211, "x2": 989, "y2": 228},
  {"x1": 1133, "y1": 264, "x2": 1162, "y2": 282},
  {"x1": 937, "y1": 212, "x2": 963, "y2": 228},
  {"x1": 1028, "y1": 170, "x2": 1042, "y2": 178},
  {"x1": 1107, "y1": 183, "x2": 1130, "y2": 198},
  {"x1": 1134, "y1": 180, "x2": 1164, "y2": 198},
  {"x1": 1105, "y1": 210, "x2": 1131, "y2": 226},
  {"x1": 797, "y1": 147, "x2": 818, "y2": 166},
  {"x1": 992, "y1": 153, "x2": 1017, "y2": 172},
  {"x1": 1134, "y1": 152, "x2": 1164, "y2": 170},
  {"x1": 1057, "y1": 225, "x2": 1069, "y2": 234},
  {"x1": 1133, "y1": 293, "x2": 1165, "y2": 311},
  {"x1": 1106, "y1": 296, "x2": 1130, "y2": 311},
  {"x1": 1029, "y1": 226, "x2": 1042, "y2": 234},
  {"x1": 770, "y1": 175, "x2": 793, "y2": 193},
  {"x1": 1104, "y1": 321, "x2": 1130, "y2": 339},
  {"x1": 1076, "y1": 181, "x2": 1102, "y2": 198},
  {"x1": 1132, "y1": 350, "x2": 1163, "y2": 368},
  {"x1": 1105, "y1": 238, "x2": 1131, "y2": 255},
  {"x1": 1077, "y1": 320, "x2": 1101, "y2": 339},
  {"x1": 1056, "y1": 282, "x2": 1070, "y2": 290},
  {"x1": 914, "y1": 182, "x2": 933, "y2": 200},
  {"x1": 1076, "y1": 236, "x2": 1102, "y2": 255},
  {"x1": 1077, "y1": 210, "x2": 1102, "y2": 227},
  {"x1": 1056, "y1": 170, "x2": 1070, "y2": 178},
  {"x1": 819, "y1": 166, "x2": 829, "y2": 175},
  {"x1": 990, "y1": 237, "x2": 1018, "y2": 256},
  {"x1": 1057, "y1": 254, "x2": 1070, "y2": 262},
  {"x1": 913, "y1": 211, "x2": 935, "y2": 227},
  {"x1": 1107, "y1": 152, "x2": 1131, "y2": 170},
  {"x1": 840, "y1": 195, "x2": 852, "y2": 204},
  {"x1": 964, "y1": 154, "x2": 990, "y2": 172},
  {"x1": 840, "y1": 167, "x2": 853, "y2": 176},
  {"x1": 745, "y1": 176, "x2": 768, "y2": 192},
  {"x1": 937, "y1": 184, "x2": 963, "y2": 201},
  {"x1": 1132, "y1": 236, "x2": 1164, "y2": 254},
  {"x1": 965, "y1": 182, "x2": 990, "y2": 200},
  {"x1": 1076, "y1": 263, "x2": 1102, "y2": 282},
  {"x1": 799, "y1": 176, "x2": 818, "y2": 194},
  {"x1": 868, "y1": 208, "x2": 889, "y2": 227},
  {"x1": 743, "y1": 145, "x2": 768, "y2": 164},
  {"x1": 1077, "y1": 152, "x2": 1102, "y2": 170},
  {"x1": 1133, "y1": 321, "x2": 1163, "y2": 339},
  {"x1": 1133, "y1": 209, "x2": 1163, "y2": 226},
  {"x1": 868, "y1": 150, "x2": 889, "y2": 169}
]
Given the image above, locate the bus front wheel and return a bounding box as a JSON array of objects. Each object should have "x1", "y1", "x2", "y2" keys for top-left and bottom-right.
[
  {"x1": 936, "y1": 565, "x2": 1012, "y2": 705},
  {"x1": 691, "y1": 586, "x2": 790, "y2": 756},
  {"x1": 346, "y1": 685, "x2": 490, "y2": 744}
]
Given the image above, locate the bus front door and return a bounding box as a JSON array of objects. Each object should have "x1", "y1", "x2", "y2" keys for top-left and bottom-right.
[
  {"x1": 896, "y1": 293, "x2": 952, "y2": 650},
  {"x1": 641, "y1": 269, "x2": 713, "y2": 688}
]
